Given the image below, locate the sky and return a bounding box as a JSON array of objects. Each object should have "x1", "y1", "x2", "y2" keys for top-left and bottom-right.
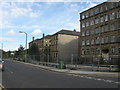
[{"x1": 0, "y1": 0, "x2": 107, "y2": 51}]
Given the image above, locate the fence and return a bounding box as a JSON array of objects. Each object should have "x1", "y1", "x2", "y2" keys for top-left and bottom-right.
[{"x1": 4, "y1": 54, "x2": 119, "y2": 72}]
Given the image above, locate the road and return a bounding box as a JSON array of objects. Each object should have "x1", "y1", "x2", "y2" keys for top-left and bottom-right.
[{"x1": 2, "y1": 59, "x2": 119, "y2": 88}]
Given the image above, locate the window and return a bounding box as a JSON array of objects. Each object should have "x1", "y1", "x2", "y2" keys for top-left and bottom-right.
[
  {"x1": 82, "y1": 40, "x2": 85, "y2": 45},
  {"x1": 95, "y1": 27, "x2": 100, "y2": 34},
  {"x1": 100, "y1": 6, "x2": 103, "y2": 12},
  {"x1": 82, "y1": 14, "x2": 85, "y2": 19},
  {"x1": 81, "y1": 49, "x2": 85, "y2": 55},
  {"x1": 110, "y1": 3, "x2": 114, "y2": 9},
  {"x1": 105, "y1": 14, "x2": 108, "y2": 21},
  {"x1": 91, "y1": 39, "x2": 94, "y2": 45},
  {"x1": 95, "y1": 18, "x2": 99, "y2": 24},
  {"x1": 85, "y1": 12, "x2": 89, "y2": 18},
  {"x1": 101, "y1": 38, "x2": 104, "y2": 44},
  {"x1": 101, "y1": 26, "x2": 104, "y2": 33},
  {"x1": 111, "y1": 36, "x2": 115, "y2": 42},
  {"x1": 96, "y1": 48, "x2": 100, "y2": 55},
  {"x1": 96, "y1": 37, "x2": 100, "y2": 44},
  {"x1": 91, "y1": 48, "x2": 95, "y2": 55},
  {"x1": 118, "y1": 10, "x2": 120, "y2": 18},
  {"x1": 86, "y1": 21, "x2": 89, "y2": 27},
  {"x1": 104, "y1": 5, "x2": 108, "y2": 11},
  {"x1": 118, "y1": 23, "x2": 120, "y2": 29},
  {"x1": 100, "y1": 16, "x2": 104, "y2": 23},
  {"x1": 119, "y1": 47, "x2": 120, "y2": 54},
  {"x1": 111, "y1": 47, "x2": 115, "y2": 54},
  {"x1": 116, "y1": 35, "x2": 120, "y2": 42},
  {"x1": 105, "y1": 37, "x2": 109, "y2": 43},
  {"x1": 86, "y1": 49, "x2": 90, "y2": 54},
  {"x1": 117, "y1": 10, "x2": 120, "y2": 19},
  {"x1": 82, "y1": 31, "x2": 85, "y2": 36},
  {"x1": 82, "y1": 23, "x2": 85, "y2": 28},
  {"x1": 95, "y1": 8, "x2": 99, "y2": 14},
  {"x1": 110, "y1": 24, "x2": 115, "y2": 31},
  {"x1": 104, "y1": 25, "x2": 109, "y2": 32},
  {"x1": 90, "y1": 10, "x2": 94, "y2": 16},
  {"x1": 86, "y1": 30, "x2": 89, "y2": 36},
  {"x1": 90, "y1": 29, "x2": 94, "y2": 35},
  {"x1": 55, "y1": 35, "x2": 58, "y2": 40},
  {"x1": 110, "y1": 12, "x2": 115, "y2": 20},
  {"x1": 90, "y1": 20, "x2": 94, "y2": 25},
  {"x1": 86, "y1": 40, "x2": 90, "y2": 45}
]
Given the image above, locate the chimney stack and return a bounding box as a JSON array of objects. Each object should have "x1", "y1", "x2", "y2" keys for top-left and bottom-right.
[
  {"x1": 73, "y1": 29, "x2": 76, "y2": 32},
  {"x1": 43, "y1": 33, "x2": 45, "y2": 38},
  {"x1": 32, "y1": 37, "x2": 34, "y2": 41}
]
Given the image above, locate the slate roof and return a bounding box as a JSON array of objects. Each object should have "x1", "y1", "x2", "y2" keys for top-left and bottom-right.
[{"x1": 53, "y1": 29, "x2": 80, "y2": 36}]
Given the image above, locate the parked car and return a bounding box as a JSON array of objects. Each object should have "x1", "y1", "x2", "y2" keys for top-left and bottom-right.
[{"x1": 0, "y1": 60, "x2": 4, "y2": 71}]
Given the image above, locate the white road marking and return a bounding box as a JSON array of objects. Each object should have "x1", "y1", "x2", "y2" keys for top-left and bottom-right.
[
  {"x1": 71, "y1": 74, "x2": 119, "y2": 84},
  {"x1": 114, "y1": 82, "x2": 120, "y2": 84},
  {"x1": 5, "y1": 66, "x2": 13, "y2": 74}
]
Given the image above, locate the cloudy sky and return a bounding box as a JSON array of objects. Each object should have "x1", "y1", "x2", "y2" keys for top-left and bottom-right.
[{"x1": 0, "y1": 0, "x2": 107, "y2": 51}]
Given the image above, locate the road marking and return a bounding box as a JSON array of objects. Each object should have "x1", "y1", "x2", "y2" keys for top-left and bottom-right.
[
  {"x1": 71, "y1": 74, "x2": 119, "y2": 84},
  {"x1": 5, "y1": 66, "x2": 13, "y2": 74},
  {"x1": 115, "y1": 82, "x2": 120, "y2": 84}
]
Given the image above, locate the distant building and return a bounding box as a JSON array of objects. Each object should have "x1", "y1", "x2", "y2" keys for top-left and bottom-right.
[
  {"x1": 29, "y1": 35, "x2": 51, "y2": 61},
  {"x1": 80, "y1": 2, "x2": 120, "y2": 65},
  {"x1": 50, "y1": 29, "x2": 80, "y2": 63}
]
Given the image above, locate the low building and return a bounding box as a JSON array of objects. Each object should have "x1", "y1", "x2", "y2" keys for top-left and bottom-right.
[{"x1": 50, "y1": 29, "x2": 80, "y2": 63}]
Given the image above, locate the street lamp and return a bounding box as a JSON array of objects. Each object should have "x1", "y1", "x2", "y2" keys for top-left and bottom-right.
[{"x1": 19, "y1": 31, "x2": 28, "y2": 62}]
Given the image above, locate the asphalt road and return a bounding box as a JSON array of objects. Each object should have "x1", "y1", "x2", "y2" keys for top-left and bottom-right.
[{"x1": 2, "y1": 60, "x2": 119, "y2": 88}]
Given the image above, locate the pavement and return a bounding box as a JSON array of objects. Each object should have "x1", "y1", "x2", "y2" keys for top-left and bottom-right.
[{"x1": 14, "y1": 60, "x2": 119, "y2": 78}]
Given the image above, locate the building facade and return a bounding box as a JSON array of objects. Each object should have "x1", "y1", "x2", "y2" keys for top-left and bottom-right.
[
  {"x1": 80, "y1": 2, "x2": 120, "y2": 65},
  {"x1": 29, "y1": 35, "x2": 51, "y2": 61},
  {"x1": 50, "y1": 29, "x2": 80, "y2": 63}
]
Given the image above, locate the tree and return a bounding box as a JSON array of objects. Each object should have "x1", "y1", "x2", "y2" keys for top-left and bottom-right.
[
  {"x1": 28, "y1": 43, "x2": 40, "y2": 61},
  {"x1": 16, "y1": 45, "x2": 25, "y2": 56},
  {"x1": 29, "y1": 43, "x2": 39, "y2": 55},
  {"x1": 18, "y1": 45, "x2": 24, "y2": 54}
]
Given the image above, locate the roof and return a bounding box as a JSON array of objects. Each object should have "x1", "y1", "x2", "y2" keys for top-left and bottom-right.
[
  {"x1": 29, "y1": 35, "x2": 52, "y2": 44},
  {"x1": 80, "y1": 2, "x2": 107, "y2": 14},
  {"x1": 53, "y1": 29, "x2": 80, "y2": 36}
]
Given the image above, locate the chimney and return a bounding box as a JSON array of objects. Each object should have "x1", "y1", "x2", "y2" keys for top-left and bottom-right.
[
  {"x1": 43, "y1": 33, "x2": 45, "y2": 38},
  {"x1": 73, "y1": 29, "x2": 76, "y2": 32},
  {"x1": 32, "y1": 37, "x2": 34, "y2": 41}
]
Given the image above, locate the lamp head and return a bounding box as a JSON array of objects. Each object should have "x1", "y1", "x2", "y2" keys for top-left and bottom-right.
[{"x1": 19, "y1": 31, "x2": 23, "y2": 33}]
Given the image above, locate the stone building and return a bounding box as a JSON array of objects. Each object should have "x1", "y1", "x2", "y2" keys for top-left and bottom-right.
[
  {"x1": 80, "y1": 2, "x2": 120, "y2": 65},
  {"x1": 29, "y1": 35, "x2": 51, "y2": 61},
  {"x1": 50, "y1": 29, "x2": 80, "y2": 63}
]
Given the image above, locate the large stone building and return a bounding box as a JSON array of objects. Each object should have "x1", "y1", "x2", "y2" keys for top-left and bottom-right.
[
  {"x1": 29, "y1": 35, "x2": 51, "y2": 61},
  {"x1": 80, "y1": 2, "x2": 120, "y2": 65},
  {"x1": 50, "y1": 29, "x2": 80, "y2": 63}
]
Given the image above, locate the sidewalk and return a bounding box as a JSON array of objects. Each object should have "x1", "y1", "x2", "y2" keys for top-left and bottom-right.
[
  {"x1": 15, "y1": 60, "x2": 119, "y2": 77},
  {"x1": 0, "y1": 84, "x2": 4, "y2": 90}
]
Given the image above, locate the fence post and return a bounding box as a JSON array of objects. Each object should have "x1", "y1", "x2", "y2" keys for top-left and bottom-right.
[{"x1": 71, "y1": 54, "x2": 73, "y2": 65}]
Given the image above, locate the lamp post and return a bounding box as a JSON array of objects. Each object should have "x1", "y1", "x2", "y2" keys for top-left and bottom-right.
[{"x1": 19, "y1": 31, "x2": 28, "y2": 62}]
